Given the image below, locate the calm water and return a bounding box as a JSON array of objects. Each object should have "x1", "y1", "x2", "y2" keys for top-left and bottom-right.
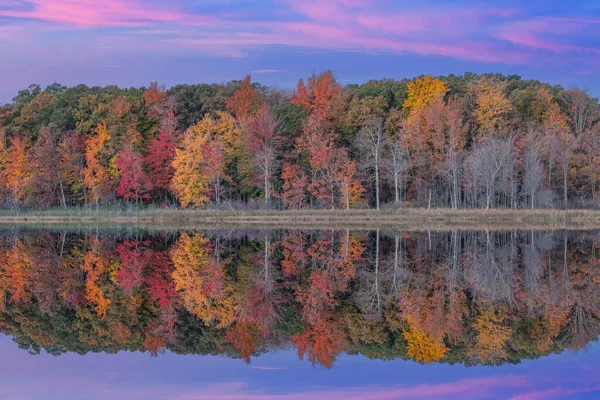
[{"x1": 0, "y1": 228, "x2": 599, "y2": 399}]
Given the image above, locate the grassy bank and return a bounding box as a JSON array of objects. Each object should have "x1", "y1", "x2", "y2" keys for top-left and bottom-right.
[{"x1": 0, "y1": 208, "x2": 599, "y2": 230}]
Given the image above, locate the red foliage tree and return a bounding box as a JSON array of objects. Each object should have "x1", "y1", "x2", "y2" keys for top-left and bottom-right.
[
  {"x1": 226, "y1": 76, "x2": 263, "y2": 119},
  {"x1": 280, "y1": 164, "x2": 308, "y2": 210},
  {"x1": 244, "y1": 103, "x2": 283, "y2": 205},
  {"x1": 144, "y1": 130, "x2": 176, "y2": 199},
  {"x1": 291, "y1": 70, "x2": 346, "y2": 127},
  {"x1": 116, "y1": 240, "x2": 152, "y2": 295},
  {"x1": 116, "y1": 145, "x2": 152, "y2": 202}
]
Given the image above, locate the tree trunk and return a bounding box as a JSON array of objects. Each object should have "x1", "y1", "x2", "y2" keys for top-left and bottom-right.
[
  {"x1": 375, "y1": 153, "x2": 380, "y2": 211},
  {"x1": 428, "y1": 189, "x2": 432, "y2": 209},
  {"x1": 57, "y1": 169, "x2": 67, "y2": 208},
  {"x1": 264, "y1": 165, "x2": 269, "y2": 206},
  {"x1": 394, "y1": 172, "x2": 399, "y2": 205},
  {"x1": 563, "y1": 164, "x2": 568, "y2": 208},
  {"x1": 345, "y1": 184, "x2": 350, "y2": 210}
]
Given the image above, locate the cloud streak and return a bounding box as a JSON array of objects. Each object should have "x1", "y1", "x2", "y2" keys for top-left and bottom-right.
[
  {"x1": 0, "y1": 0, "x2": 598, "y2": 65},
  {"x1": 0, "y1": 0, "x2": 215, "y2": 27}
]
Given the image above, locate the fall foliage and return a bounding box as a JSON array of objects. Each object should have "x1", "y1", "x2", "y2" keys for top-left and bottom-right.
[
  {"x1": 0, "y1": 228, "x2": 597, "y2": 368},
  {"x1": 0, "y1": 72, "x2": 599, "y2": 210}
]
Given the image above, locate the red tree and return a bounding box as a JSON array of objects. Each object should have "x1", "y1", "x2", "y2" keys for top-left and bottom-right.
[
  {"x1": 226, "y1": 76, "x2": 263, "y2": 119},
  {"x1": 116, "y1": 145, "x2": 152, "y2": 202},
  {"x1": 116, "y1": 240, "x2": 152, "y2": 295},
  {"x1": 144, "y1": 131, "x2": 176, "y2": 199},
  {"x1": 244, "y1": 103, "x2": 283, "y2": 205},
  {"x1": 291, "y1": 70, "x2": 346, "y2": 127}
]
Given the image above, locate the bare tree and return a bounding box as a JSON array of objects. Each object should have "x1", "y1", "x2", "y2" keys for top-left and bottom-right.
[
  {"x1": 355, "y1": 229, "x2": 383, "y2": 319},
  {"x1": 523, "y1": 148, "x2": 544, "y2": 209},
  {"x1": 383, "y1": 135, "x2": 408, "y2": 206},
  {"x1": 561, "y1": 88, "x2": 599, "y2": 138},
  {"x1": 244, "y1": 103, "x2": 283, "y2": 207},
  {"x1": 355, "y1": 119, "x2": 384, "y2": 210},
  {"x1": 556, "y1": 132, "x2": 579, "y2": 207},
  {"x1": 469, "y1": 136, "x2": 513, "y2": 209},
  {"x1": 441, "y1": 148, "x2": 463, "y2": 209}
]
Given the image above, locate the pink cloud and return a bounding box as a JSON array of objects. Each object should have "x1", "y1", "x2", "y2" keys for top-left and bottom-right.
[
  {"x1": 494, "y1": 18, "x2": 600, "y2": 54},
  {"x1": 0, "y1": 0, "x2": 215, "y2": 27},
  {"x1": 0, "y1": 0, "x2": 597, "y2": 67},
  {"x1": 162, "y1": 375, "x2": 531, "y2": 400},
  {"x1": 509, "y1": 384, "x2": 600, "y2": 400}
]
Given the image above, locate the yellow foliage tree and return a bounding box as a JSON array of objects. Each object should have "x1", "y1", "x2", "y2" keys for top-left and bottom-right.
[
  {"x1": 5, "y1": 137, "x2": 32, "y2": 205},
  {"x1": 403, "y1": 75, "x2": 448, "y2": 115},
  {"x1": 471, "y1": 77, "x2": 512, "y2": 137},
  {"x1": 470, "y1": 305, "x2": 512, "y2": 363},
  {"x1": 172, "y1": 233, "x2": 238, "y2": 327},
  {"x1": 0, "y1": 241, "x2": 32, "y2": 305},
  {"x1": 403, "y1": 319, "x2": 448, "y2": 364},
  {"x1": 83, "y1": 121, "x2": 111, "y2": 210},
  {"x1": 172, "y1": 112, "x2": 237, "y2": 207},
  {"x1": 82, "y1": 242, "x2": 111, "y2": 319}
]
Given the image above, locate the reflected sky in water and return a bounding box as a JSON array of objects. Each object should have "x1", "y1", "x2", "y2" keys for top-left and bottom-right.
[
  {"x1": 0, "y1": 228, "x2": 599, "y2": 399},
  {"x1": 0, "y1": 335, "x2": 598, "y2": 400}
]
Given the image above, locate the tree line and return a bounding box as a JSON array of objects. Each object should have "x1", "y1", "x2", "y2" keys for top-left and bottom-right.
[
  {"x1": 0, "y1": 229, "x2": 598, "y2": 367},
  {"x1": 0, "y1": 71, "x2": 599, "y2": 210}
]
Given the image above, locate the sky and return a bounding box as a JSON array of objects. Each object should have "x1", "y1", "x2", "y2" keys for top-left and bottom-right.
[
  {"x1": 0, "y1": 0, "x2": 599, "y2": 103},
  {"x1": 0, "y1": 334, "x2": 599, "y2": 400}
]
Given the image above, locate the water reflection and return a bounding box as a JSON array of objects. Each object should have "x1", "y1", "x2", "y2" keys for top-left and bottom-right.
[{"x1": 0, "y1": 228, "x2": 598, "y2": 368}]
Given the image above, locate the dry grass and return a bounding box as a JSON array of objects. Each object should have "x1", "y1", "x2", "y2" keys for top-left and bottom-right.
[{"x1": 0, "y1": 208, "x2": 599, "y2": 231}]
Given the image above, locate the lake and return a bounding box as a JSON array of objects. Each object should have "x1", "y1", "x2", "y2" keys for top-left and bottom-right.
[{"x1": 0, "y1": 227, "x2": 599, "y2": 399}]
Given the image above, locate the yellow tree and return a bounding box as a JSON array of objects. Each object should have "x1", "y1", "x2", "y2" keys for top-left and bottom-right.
[
  {"x1": 172, "y1": 112, "x2": 237, "y2": 207},
  {"x1": 82, "y1": 241, "x2": 111, "y2": 319},
  {"x1": 470, "y1": 304, "x2": 512, "y2": 363},
  {"x1": 403, "y1": 319, "x2": 448, "y2": 364},
  {"x1": 0, "y1": 241, "x2": 33, "y2": 305},
  {"x1": 4, "y1": 137, "x2": 32, "y2": 206},
  {"x1": 403, "y1": 75, "x2": 448, "y2": 115},
  {"x1": 172, "y1": 233, "x2": 238, "y2": 327},
  {"x1": 471, "y1": 77, "x2": 512, "y2": 137},
  {"x1": 83, "y1": 121, "x2": 111, "y2": 211},
  {"x1": 337, "y1": 157, "x2": 363, "y2": 210}
]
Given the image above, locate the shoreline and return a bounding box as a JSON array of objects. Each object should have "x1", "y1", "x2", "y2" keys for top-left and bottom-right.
[{"x1": 0, "y1": 208, "x2": 599, "y2": 230}]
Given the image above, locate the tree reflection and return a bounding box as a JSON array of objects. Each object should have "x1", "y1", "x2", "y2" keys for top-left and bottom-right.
[{"x1": 0, "y1": 228, "x2": 599, "y2": 367}]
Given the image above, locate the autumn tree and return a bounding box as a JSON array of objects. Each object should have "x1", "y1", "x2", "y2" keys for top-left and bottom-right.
[
  {"x1": 402, "y1": 75, "x2": 448, "y2": 115},
  {"x1": 471, "y1": 77, "x2": 512, "y2": 137},
  {"x1": 144, "y1": 82, "x2": 179, "y2": 137},
  {"x1": 29, "y1": 126, "x2": 67, "y2": 208},
  {"x1": 144, "y1": 130, "x2": 176, "y2": 201},
  {"x1": 172, "y1": 112, "x2": 236, "y2": 207},
  {"x1": 403, "y1": 319, "x2": 449, "y2": 364},
  {"x1": 226, "y1": 76, "x2": 263, "y2": 119},
  {"x1": 280, "y1": 164, "x2": 308, "y2": 210},
  {"x1": 291, "y1": 322, "x2": 347, "y2": 368},
  {"x1": 116, "y1": 145, "x2": 152, "y2": 203},
  {"x1": 337, "y1": 158, "x2": 363, "y2": 210},
  {"x1": 4, "y1": 136, "x2": 31, "y2": 207},
  {"x1": 244, "y1": 103, "x2": 282, "y2": 206},
  {"x1": 83, "y1": 121, "x2": 112, "y2": 211},
  {"x1": 58, "y1": 131, "x2": 87, "y2": 206},
  {"x1": 172, "y1": 233, "x2": 238, "y2": 327},
  {"x1": 291, "y1": 70, "x2": 347, "y2": 127}
]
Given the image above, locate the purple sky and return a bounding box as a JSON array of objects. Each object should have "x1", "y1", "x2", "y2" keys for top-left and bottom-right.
[
  {"x1": 1, "y1": 335, "x2": 599, "y2": 400},
  {"x1": 0, "y1": 0, "x2": 599, "y2": 103}
]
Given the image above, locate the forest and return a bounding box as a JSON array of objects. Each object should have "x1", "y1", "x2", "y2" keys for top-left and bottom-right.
[
  {"x1": 0, "y1": 71, "x2": 599, "y2": 211},
  {"x1": 0, "y1": 229, "x2": 598, "y2": 368}
]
